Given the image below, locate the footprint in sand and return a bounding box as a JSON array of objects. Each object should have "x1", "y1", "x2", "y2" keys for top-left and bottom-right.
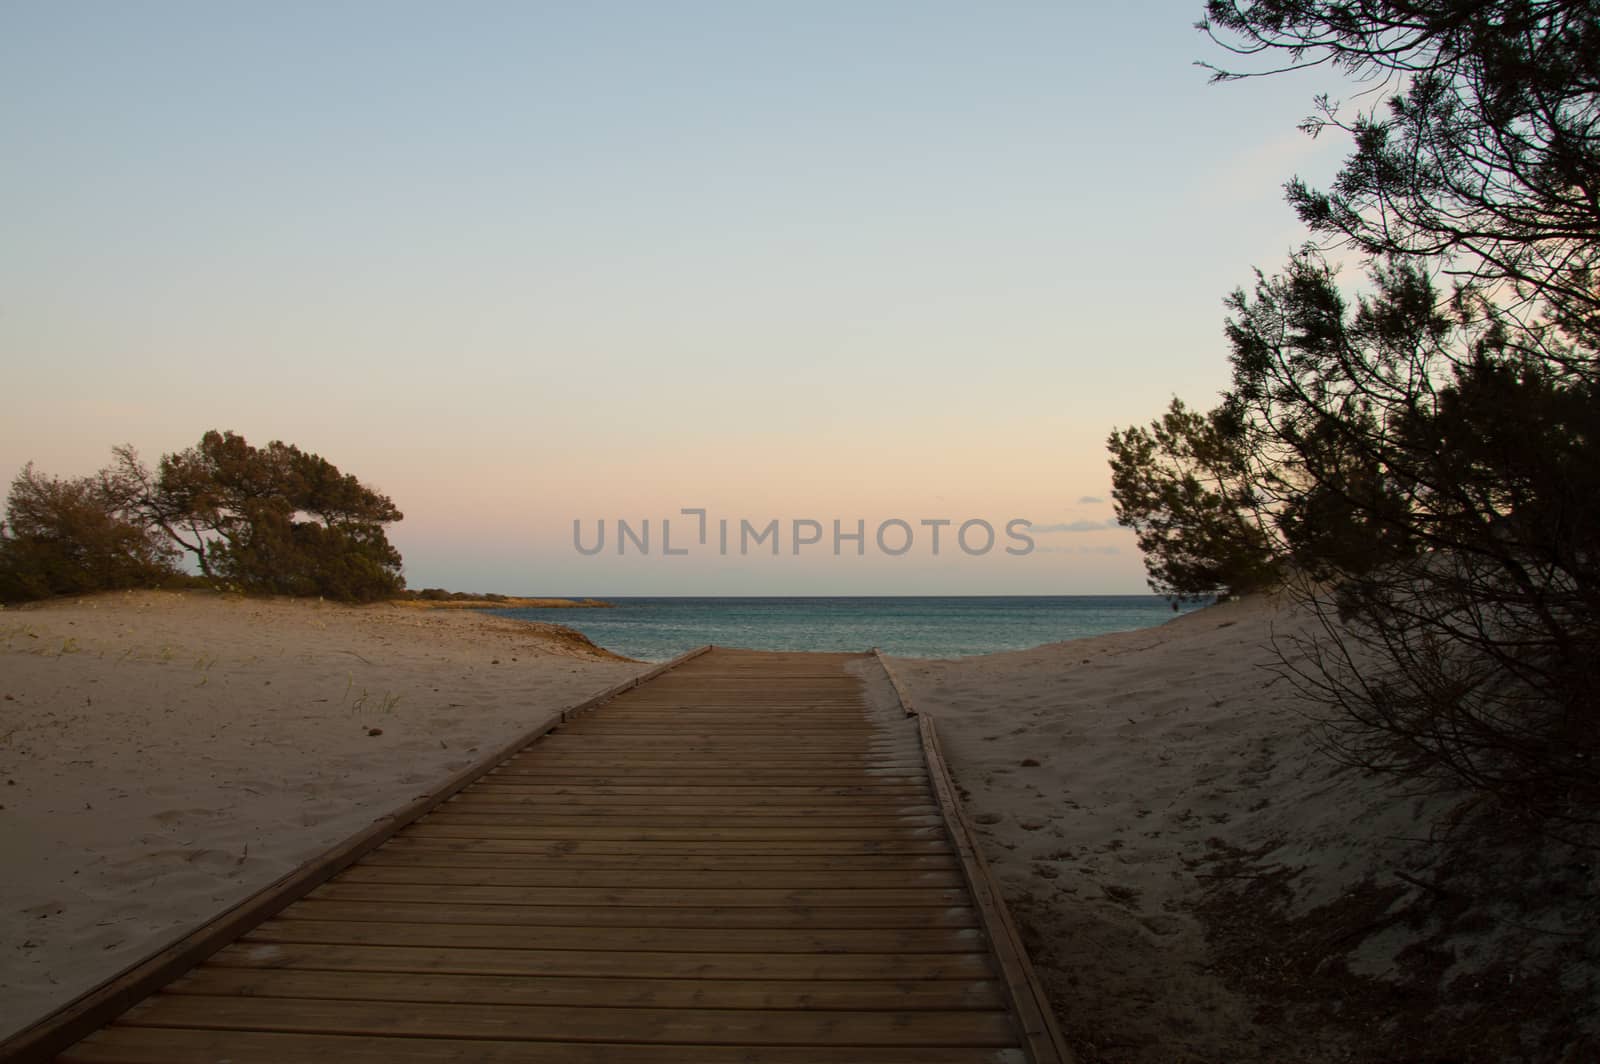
[{"x1": 1140, "y1": 914, "x2": 1184, "y2": 936}]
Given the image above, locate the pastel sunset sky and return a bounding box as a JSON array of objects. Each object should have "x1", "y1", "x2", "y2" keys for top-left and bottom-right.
[{"x1": 2, "y1": 1, "x2": 1347, "y2": 594}]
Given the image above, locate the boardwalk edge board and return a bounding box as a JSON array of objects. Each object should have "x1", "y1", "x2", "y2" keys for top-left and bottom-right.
[
  {"x1": 0, "y1": 645, "x2": 713, "y2": 1064},
  {"x1": 873, "y1": 650, "x2": 1076, "y2": 1064},
  {"x1": 870, "y1": 646, "x2": 921, "y2": 719}
]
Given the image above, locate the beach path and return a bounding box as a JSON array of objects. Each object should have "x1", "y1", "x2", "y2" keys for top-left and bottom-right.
[{"x1": 25, "y1": 647, "x2": 1069, "y2": 1063}]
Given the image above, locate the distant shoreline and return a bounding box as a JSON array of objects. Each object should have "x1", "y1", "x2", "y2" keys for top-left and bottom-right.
[{"x1": 392, "y1": 595, "x2": 613, "y2": 609}]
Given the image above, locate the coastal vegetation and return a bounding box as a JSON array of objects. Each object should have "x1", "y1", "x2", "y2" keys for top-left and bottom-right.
[
  {"x1": 1, "y1": 430, "x2": 405, "y2": 604},
  {"x1": 396, "y1": 590, "x2": 613, "y2": 609},
  {"x1": 1111, "y1": 0, "x2": 1600, "y2": 830}
]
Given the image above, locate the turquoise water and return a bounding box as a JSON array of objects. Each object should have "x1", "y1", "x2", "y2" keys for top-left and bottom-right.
[{"x1": 496, "y1": 596, "x2": 1205, "y2": 661}]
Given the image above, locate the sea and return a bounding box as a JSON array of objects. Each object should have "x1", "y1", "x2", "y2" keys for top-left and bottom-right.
[{"x1": 496, "y1": 595, "x2": 1207, "y2": 662}]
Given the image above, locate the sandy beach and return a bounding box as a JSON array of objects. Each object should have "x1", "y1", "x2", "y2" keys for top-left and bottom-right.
[
  {"x1": 892, "y1": 596, "x2": 1597, "y2": 1061},
  {"x1": 0, "y1": 591, "x2": 645, "y2": 1039},
  {"x1": 3, "y1": 591, "x2": 1594, "y2": 1059}
]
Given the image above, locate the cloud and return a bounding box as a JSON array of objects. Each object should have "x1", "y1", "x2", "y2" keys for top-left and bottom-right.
[
  {"x1": 1032, "y1": 543, "x2": 1121, "y2": 555},
  {"x1": 1076, "y1": 496, "x2": 1104, "y2": 505},
  {"x1": 1029, "y1": 519, "x2": 1118, "y2": 534}
]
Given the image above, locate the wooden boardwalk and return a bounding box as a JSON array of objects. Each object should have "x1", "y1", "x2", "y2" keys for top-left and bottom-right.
[{"x1": 18, "y1": 647, "x2": 1069, "y2": 1063}]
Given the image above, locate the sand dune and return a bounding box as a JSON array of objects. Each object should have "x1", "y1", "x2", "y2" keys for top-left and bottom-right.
[{"x1": 891, "y1": 595, "x2": 1596, "y2": 1061}]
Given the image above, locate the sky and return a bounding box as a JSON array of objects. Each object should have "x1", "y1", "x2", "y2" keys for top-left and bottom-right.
[{"x1": 0, "y1": 1, "x2": 1351, "y2": 595}]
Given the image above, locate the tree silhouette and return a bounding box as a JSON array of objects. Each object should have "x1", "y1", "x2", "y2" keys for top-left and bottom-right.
[
  {"x1": 1108, "y1": 0, "x2": 1600, "y2": 826},
  {"x1": 0, "y1": 460, "x2": 179, "y2": 601},
  {"x1": 1202, "y1": 0, "x2": 1600, "y2": 352},
  {"x1": 123, "y1": 431, "x2": 406, "y2": 602},
  {"x1": 1108, "y1": 398, "x2": 1279, "y2": 599}
]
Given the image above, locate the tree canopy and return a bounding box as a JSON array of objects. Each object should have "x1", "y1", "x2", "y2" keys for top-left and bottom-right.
[
  {"x1": 2, "y1": 432, "x2": 406, "y2": 604},
  {"x1": 1109, "y1": 0, "x2": 1600, "y2": 826},
  {"x1": 0, "y1": 462, "x2": 179, "y2": 601},
  {"x1": 125, "y1": 431, "x2": 405, "y2": 601},
  {"x1": 1107, "y1": 398, "x2": 1279, "y2": 599},
  {"x1": 1202, "y1": 0, "x2": 1600, "y2": 347}
]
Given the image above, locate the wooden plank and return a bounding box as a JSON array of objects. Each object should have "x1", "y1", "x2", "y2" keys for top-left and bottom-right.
[
  {"x1": 475, "y1": 769, "x2": 919, "y2": 782},
  {"x1": 580, "y1": 713, "x2": 885, "y2": 722},
  {"x1": 659, "y1": 678, "x2": 866, "y2": 685},
  {"x1": 210, "y1": 942, "x2": 998, "y2": 980},
  {"x1": 401, "y1": 823, "x2": 947, "y2": 842},
  {"x1": 478, "y1": 773, "x2": 931, "y2": 786},
  {"x1": 497, "y1": 765, "x2": 931, "y2": 776},
  {"x1": 573, "y1": 693, "x2": 875, "y2": 699},
  {"x1": 625, "y1": 672, "x2": 862, "y2": 678},
  {"x1": 558, "y1": 709, "x2": 883, "y2": 717},
  {"x1": 541, "y1": 732, "x2": 917, "y2": 743},
  {"x1": 254, "y1": 886, "x2": 971, "y2": 910},
  {"x1": 525, "y1": 750, "x2": 921, "y2": 759},
  {"x1": 550, "y1": 715, "x2": 883, "y2": 723},
  {"x1": 115, "y1": 997, "x2": 1021, "y2": 1047},
  {"x1": 464, "y1": 787, "x2": 934, "y2": 806},
  {"x1": 872, "y1": 647, "x2": 921, "y2": 719},
  {"x1": 0, "y1": 645, "x2": 714, "y2": 1064},
  {"x1": 62, "y1": 1029, "x2": 1028, "y2": 1064},
  {"x1": 62, "y1": 1028, "x2": 1030, "y2": 1064},
  {"x1": 595, "y1": 682, "x2": 867, "y2": 688},
  {"x1": 390, "y1": 835, "x2": 953, "y2": 855},
  {"x1": 567, "y1": 675, "x2": 856, "y2": 687},
  {"x1": 421, "y1": 805, "x2": 940, "y2": 820},
  {"x1": 609, "y1": 704, "x2": 881, "y2": 710},
  {"x1": 442, "y1": 791, "x2": 937, "y2": 806},
  {"x1": 330, "y1": 865, "x2": 961, "y2": 889},
  {"x1": 553, "y1": 725, "x2": 905, "y2": 735},
  {"x1": 480, "y1": 764, "x2": 934, "y2": 780},
  {"x1": 162, "y1": 968, "x2": 1008, "y2": 1010},
  {"x1": 430, "y1": 799, "x2": 942, "y2": 816},
  {"x1": 528, "y1": 742, "x2": 921, "y2": 752},
  {"x1": 241, "y1": 918, "x2": 987, "y2": 954},
  {"x1": 570, "y1": 688, "x2": 875, "y2": 693},
  {"x1": 433, "y1": 805, "x2": 940, "y2": 819},
  {"x1": 560, "y1": 698, "x2": 889, "y2": 704},
  {"x1": 602, "y1": 700, "x2": 877, "y2": 707},
  {"x1": 463, "y1": 784, "x2": 933, "y2": 798},
  {"x1": 358, "y1": 846, "x2": 959, "y2": 869},
  {"x1": 299, "y1": 890, "x2": 982, "y2": 927},
  {"x1": 457, "y1": 794, "x2": 936, "y2": 808},
  {"x1": 423, "y1": 810, "x2": 948, "y2": 829},
  {"x1": 504, "y1": 756, "x2": 930, "y2": 768},
  {"x1": 369, "y1": 836, "x2": 952, "y2": 856}
]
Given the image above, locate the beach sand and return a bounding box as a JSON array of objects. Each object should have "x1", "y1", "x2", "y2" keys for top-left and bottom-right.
[
  {"x1": 3, "y1": 591, "x2": 1593, "y2": 1058},
  {"x1": 891, "y1": 595, "x2": 1597, "y2": 1061},
  {"x1": 0, "y1": 590, "x2": 644, "y2": 1040}
]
